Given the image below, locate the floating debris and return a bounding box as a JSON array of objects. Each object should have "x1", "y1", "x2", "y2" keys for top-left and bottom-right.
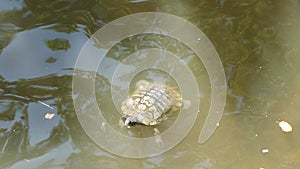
[
  {"x1": 38, "y1": 101, "x2": 54, "y2": 109},
  {"x1": 44, "y1": 113, "x2": 55, "y2": 120},
  {"x1": 261, "y1": 148, "x2": 269, "y2": 154},
  {"x1": 278, "y1": 121, "x2": 293, "y2": 133}
]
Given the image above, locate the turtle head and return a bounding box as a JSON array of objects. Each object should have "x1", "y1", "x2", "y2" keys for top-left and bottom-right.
[
  {"x1": 122, "y1": 115, "x2": 157, "y2": 126},
  {"x1": 123, "y1": 116, "x2": 138, "y2": 126}
]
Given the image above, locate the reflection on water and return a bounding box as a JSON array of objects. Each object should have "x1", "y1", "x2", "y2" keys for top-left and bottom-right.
[{"x1": 0, "y1": 0, "x2": 300, "y2": 168}]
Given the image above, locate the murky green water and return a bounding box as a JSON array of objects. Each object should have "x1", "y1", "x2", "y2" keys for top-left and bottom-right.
[{"x1": 1, "y1": 0, "x2": 300, "y2": 168}]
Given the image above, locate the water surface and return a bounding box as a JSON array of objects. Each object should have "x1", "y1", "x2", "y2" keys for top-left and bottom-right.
[{"x1": 0, "y1": 0, "x2": 300, "y2": 169}]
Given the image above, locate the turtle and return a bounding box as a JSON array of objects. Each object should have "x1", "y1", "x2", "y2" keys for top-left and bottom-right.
[{"x1": 119, "y1": 80, "x2": 183, "y2": 131}]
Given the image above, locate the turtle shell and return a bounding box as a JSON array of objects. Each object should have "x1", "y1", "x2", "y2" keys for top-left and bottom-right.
[{"x1": 120, "y1": 80, "x2": 182, "y2": 126}]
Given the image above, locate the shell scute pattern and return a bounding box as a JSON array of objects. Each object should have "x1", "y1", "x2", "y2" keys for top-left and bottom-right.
[{"x1": 120, "y1": 80, "x2": 182, "y2": 127}]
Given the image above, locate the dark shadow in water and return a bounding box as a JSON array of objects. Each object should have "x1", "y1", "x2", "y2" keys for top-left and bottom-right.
[{"x1": 187, "y1": 0, "x2": 297, "y2": 114}]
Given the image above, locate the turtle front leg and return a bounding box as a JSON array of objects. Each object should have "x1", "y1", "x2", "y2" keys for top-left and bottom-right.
[
  {"x1": 153, "y1": 127, "x2": 160, "y2": 135},
  {"x1": 119, "y1": 117, "x2": 126, "y2": 128}
]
